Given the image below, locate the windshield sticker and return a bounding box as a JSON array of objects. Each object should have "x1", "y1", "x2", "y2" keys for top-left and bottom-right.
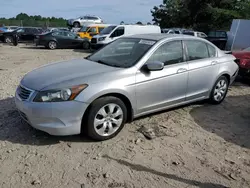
[{"x1": 139, "y1": 40, "x2": 156, "y2": 45}]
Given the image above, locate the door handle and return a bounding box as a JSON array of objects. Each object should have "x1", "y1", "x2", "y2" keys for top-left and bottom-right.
[
  {"x1": 211, "y1": 61, "x2": 217, "y2": 65},
  {"x1": 177, "y1": 68, "x2": 187, "y2": 73}
]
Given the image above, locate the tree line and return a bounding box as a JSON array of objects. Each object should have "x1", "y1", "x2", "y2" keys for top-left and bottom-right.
[
  {"x1": 151, "y1": 0, "x2": 250, "y2": 31},
  {"x1": 0, "y1": 13, "x2": 67, "y2": 27}
]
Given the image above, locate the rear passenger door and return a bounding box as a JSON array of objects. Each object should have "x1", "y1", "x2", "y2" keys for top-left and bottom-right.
[{"x1": 184, "y1": 40, "x2": 219, "y2": 101}]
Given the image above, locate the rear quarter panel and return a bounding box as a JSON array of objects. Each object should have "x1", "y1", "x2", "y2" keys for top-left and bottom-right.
[{"x1": 216, "y1": 54, "x2": 238, "y2": 84}]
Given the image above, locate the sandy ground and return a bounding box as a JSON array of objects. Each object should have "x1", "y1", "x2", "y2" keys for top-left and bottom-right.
[{"x1": 0, "y1": 43, "x2": 250, "y2": 188}]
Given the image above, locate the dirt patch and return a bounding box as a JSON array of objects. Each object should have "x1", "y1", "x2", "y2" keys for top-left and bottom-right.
[{"x1": 0, "y1": 44, "x2": 250, "y2": 188}]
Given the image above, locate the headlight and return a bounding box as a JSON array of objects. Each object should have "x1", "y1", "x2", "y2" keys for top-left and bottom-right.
[
  {"x1": 33, "y1": 84, "x2": 88, "y2": 102},
  {"x1": 98, "y1": 37, "x2": 106, "y2": 41}
]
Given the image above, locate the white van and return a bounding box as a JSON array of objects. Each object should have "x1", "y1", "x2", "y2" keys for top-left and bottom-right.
[{"x1": 90, "y1": 24, "x2": 161, "y2": 49}]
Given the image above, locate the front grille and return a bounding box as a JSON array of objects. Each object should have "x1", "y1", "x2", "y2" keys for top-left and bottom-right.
[
  {"x1": 91, "y1": 38, "x2": 97, "y2": 44},
  {"x1": 18, "y1": 85, "x2": 32, "y2": 101}
]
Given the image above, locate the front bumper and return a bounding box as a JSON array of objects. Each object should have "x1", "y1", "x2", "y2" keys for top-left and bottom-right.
[{"x1": 15, "y1": 91, "x2": 88, "y2": 136}]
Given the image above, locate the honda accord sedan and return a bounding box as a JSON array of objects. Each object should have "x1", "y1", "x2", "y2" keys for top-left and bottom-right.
[{"x1": 15, "y1": 34, "x2": 239, "y2": 141}]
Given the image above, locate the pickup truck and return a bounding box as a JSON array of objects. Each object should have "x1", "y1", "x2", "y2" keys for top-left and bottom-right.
[{"x1": 205, "y1": 30, "x2": 228, "y2": 50}]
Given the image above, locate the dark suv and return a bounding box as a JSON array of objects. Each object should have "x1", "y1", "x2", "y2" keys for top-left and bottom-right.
[
  {"x1": 0, "y1": 27, "x2": 43, "y2": 43},
  {"x1": 205, "y1": 30, "x2": 228, "y2": 50}
]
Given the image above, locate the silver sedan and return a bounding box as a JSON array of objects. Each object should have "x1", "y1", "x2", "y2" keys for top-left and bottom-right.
[{"x1": 15, "y1": 34, "x2": 239, "y2": 140}]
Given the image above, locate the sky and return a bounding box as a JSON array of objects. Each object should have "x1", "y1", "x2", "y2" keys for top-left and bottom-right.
[{"x1": 0, "y1": 0, "x2": 162, "y2": 24}]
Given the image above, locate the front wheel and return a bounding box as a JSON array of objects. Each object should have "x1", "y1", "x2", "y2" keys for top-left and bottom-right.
[
  {"x1": 209, "y1": 76, "x2": 229, "y2": 104},
  {"x1": 73, "y1": 22, "x2": 80, "y2": 28},
  {"x1": 82, "y1": 41, "x2": 90, "y2": 49},
  {"x1": 85, "y1": 96, "x2": 127, "y2": 141},
  {"x1": 47, "y1": 41, "x2": 57, "y2": 50}
]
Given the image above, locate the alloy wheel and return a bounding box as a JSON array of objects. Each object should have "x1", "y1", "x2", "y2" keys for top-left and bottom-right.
[
  {"x1": 48, "y1": 41, "x2": 57, "y2": 49},
  {"x1": 94, "y1": 103, "x2": 123, "y2": 137},
  {"x1": 213, "y1": 79, "x2": 227, "y2": 102}
]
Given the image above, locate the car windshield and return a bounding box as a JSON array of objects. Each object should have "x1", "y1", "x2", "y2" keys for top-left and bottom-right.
[
  {"x1": 87, "y1": 38, "x2": 156, "y2": 68},
  {"x1": 79, "y1": 26, "x2": 88, "y2": 32},
  {"x1": 100, "y1": 26, "x2": 116, "y2": 35}
]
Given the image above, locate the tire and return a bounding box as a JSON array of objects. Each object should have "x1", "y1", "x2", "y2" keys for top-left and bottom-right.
[
  {"x1": 85, "y1": 96, "x2": 127, "y2": 141},
  {"x1": 83, "y1": 41, "x2": 90, "y2": 49},
  {"x1": 209, "y1": 76, "x2": 229, "y2": 104},
  {"x1": 4, "y1": 36, "x2": 13, "y2": 43},
  {"x1": 73, "y1": 22, "x2": 80, "y2": 28},
  {"x1": 47, "y1": 41, "x2": 57, "y2": 50}
]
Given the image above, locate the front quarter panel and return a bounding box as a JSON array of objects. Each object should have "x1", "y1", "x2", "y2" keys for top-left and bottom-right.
[{"x1": 74, "y1": 68, "x2": 137, "y2": 111}]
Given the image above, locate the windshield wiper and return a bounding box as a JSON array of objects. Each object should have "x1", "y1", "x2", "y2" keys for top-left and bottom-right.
[{"x1": 96, "y1": 60, "x2": 122, "y2": 68}]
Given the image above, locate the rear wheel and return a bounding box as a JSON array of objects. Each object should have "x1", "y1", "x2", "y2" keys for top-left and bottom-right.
[
  {"x1": 85, "y1": 96, "x2": 127, "y2": 141},
  {"x1": 209, "y1": 76, "x2": 229, "y2": 104},
  {"x1": 47, "y1": 41, "x2": 57, "y2": 50},
  {"x1": 4, "y1": 36, "x2": 13, "y2": 43}
]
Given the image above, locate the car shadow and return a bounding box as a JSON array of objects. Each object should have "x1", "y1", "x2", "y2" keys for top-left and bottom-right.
[
  {"x1": 19, "y1": 46, "x2": 46, "y2": 49},
  {"x1": 190, "y1": 94, "x2": 250, "y2": 148},
  {"x1": 103, "y1": 155, "x2": 229, "y2": 188},
  {"x1": 73, "y1": 49, "x2": 92, "y2": 53},
  {"x1": 0, "y1": 97, "x2": 95, "y2": 146}
]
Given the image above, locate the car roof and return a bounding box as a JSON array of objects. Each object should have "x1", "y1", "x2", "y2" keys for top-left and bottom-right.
[{"x1": 127, "y1": 33, "x2": 200, "y2": 41}]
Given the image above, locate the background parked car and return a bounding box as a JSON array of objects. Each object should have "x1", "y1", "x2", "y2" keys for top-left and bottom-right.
[
  {"x1": 182, "y1": 30, "x2": 207, "y2": 38},
  {"x1": 205, "y1": 30, "x2": 228, "y2": 50},
  {"x1": 35, "y1": 30, "x2": 86, "y2": 49},
  {"x1": 232, "y1": 47, "x2": 250, "y2": 80},
  {"x1": 0, "y1": 26, "x2": 8, "y2": 33},
  {"x1": 0, "y1": 27, "x2": 43, "y2": 43},
  {"x1": 161, "y1": 29, "x2": 175, "y2": 34},
  {"x1": 6, "y1": 26, "x2": 19, "y2": 32},
  {"x1": 91, "y1": 24, "x2": 161, "y2": 50},
  {"x1": 78, "y1": 24, "x2": 110, "y2": 49},
  {"x1": 67, "y1": 15, "x2": 103, "y2": 28},
  {"x1": 161, "y1": 28, "x2": 185, "y2": 34}
]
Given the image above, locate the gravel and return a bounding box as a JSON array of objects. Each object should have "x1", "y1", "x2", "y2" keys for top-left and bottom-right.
[{"x1": 0, "y1": 44, "x2": 250, "y2": 188}]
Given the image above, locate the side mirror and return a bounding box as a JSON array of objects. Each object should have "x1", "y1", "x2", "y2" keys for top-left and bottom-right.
[{"x1": 145, "y1": 61, "x2": 164, "y2": 71}]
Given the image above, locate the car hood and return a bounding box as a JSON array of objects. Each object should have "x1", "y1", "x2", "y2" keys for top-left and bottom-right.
[
  {"x1": 94, "y1": 34, "x2": 109, "y2": 38},
  {"x1": 20, "y1": 58, "x2": 120, "y2": 91}
]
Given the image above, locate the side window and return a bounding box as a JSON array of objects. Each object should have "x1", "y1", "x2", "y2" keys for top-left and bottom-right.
[
  {"x1": 88, "y1": 27, "x2": 97, "y2": 33},
  {"x1": 110, "y1": 27, "x2": 124, "y2": 38},
  {"x1": 207, "y1": 44, "x2": 216, "y2": 57},
  {"x1": 65, "y1": 32, "x2": 76, "y2": 38},
  {"x1": 52, "y1": 32, "x2": 60, "y2": 36},
  {"x1": 185, "y1": 40, "x2": 209, "y2": 61},
  {"x1": 147, "y1": 41, "x2": 184, "y2": 66},
  {"x1": 98, "y1": 27, "x2": 105, "y2": 32},
  {"x1": 200, "y1": 33, "x2": 207, "y2": 38},
  {"x1": 16, "y1": 28, "x2": 25, "y2": 33},
  {"x1": 89, "y1": 16, "x2": 98, "y2": 20},
  {"x1": 24, "y1": 28, "x2": 32, "y2": 33}
]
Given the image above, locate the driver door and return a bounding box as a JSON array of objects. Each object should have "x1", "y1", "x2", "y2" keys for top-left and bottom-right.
[{"x1": 135, "y1": 40, "x2": 188, "y2": 115}]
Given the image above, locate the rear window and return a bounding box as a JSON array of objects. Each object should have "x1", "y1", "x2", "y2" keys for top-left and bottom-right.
[{"x1": 208, "y1": 31, "x2": 227, "y2": 38}]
